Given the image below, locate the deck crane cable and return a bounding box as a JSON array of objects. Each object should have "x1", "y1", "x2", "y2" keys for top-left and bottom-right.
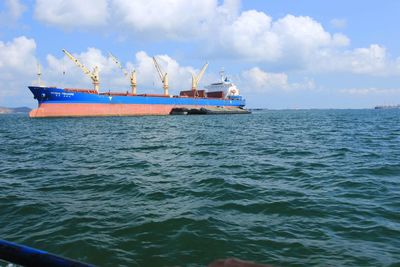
[
  {"x1": 109, "y1": 52, "x2": 137, "y2": 95},
  {"x1": 108, "y1": 52, "x2": 128, "y2": 77}
]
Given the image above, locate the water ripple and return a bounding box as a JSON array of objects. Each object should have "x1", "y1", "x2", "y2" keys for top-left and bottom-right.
[{"x1": 1, "y1": 110, "x2": 400, "y2": 266}]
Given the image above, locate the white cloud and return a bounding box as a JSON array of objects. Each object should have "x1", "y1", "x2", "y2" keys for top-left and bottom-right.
[
  {"x1": 348, "y1": 44, "x2": 387, "y2": 74},
  {"x1": 273, "y1": 15, "x2": 332, "y2": 48},
  {"x1": 242, "y1": 67, "x2": 289, "y2": 90},
  {"x1": 330, "y1": 18, "x2": 347, "y2": 29},
  {"x1": 34, "y1": 0, "x2": 109, "y2": 28},
  {"x1": 33, "y1": 0, "x2": 239, "y2": 39},
  {"x1": 217, "y1": 10, "x2": 281, "y2": 61},
  {"x1": 214, "y1": 12, "x2": 351, "y2": 67},
  {"x1": 0, "y1": 0, "x2": 26, "y2": 24},
  {"x1": 30, "y1": 0, "x2": 400, "y2": 76},
  {"x1": 6, "y1": 0, "x2": 26, "y2": 19},
  {"x1": 111, "y1": 0, "x2": 229, "y2": 40},
  {"x1": 212, "y1": 11, "x2": 397, "y2": 75},
  {"x1": 339, "y1": 88, "x2": 400, "y2": 95},
  {"x1": 332, "y1": 33, "x2": 350, "y2": 47},
  {"x1": 0, "y1": 36, "x2": 37, "y2": 104},
  {"x1": 241, "y1": 67, "x2": 315, "y2": 92},
  {"x1": 0, "y1": 36, "x2": 36, "y2": 73},
  {"x1": 311, "y1": 44, "x2": 392, "y2": 75}
]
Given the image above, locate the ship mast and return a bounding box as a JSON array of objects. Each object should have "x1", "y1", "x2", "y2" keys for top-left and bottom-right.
[
  {"x1": 62, "y1": 49, "x2": 100, "y2": 93},
  {"x1": 37, "y1": 62, "x2": 44, "y2": 87},
  {"x1": 152, "y1": 57, "x2": 169, "y2": 96},
  {"x1": 191, "y1": 62, "x2": 208, "y2": 96},
  {"x1": 109, "y1": 53, "x2": 137, "y2": 95},
  {"x1": 219, "y1": 68, "x2": 226, "y2": 82}
]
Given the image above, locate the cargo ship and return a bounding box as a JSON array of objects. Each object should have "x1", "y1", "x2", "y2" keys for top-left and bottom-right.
[{"x1": 29, "y1": 50, "x2": 249, "y2": 118}]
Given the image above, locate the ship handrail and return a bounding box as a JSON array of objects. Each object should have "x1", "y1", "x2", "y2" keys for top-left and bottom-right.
[
  {"x1": 64, "y1": 88, "x2": 98, "y2": 94},
  {"x1": 136, "y1": 94, "x2": 170, "y2": 97},
  {"x1": 0, "y1": 239, "x2": 95, "y2": 267},
  {"x1": 99, "y1": 92, "x2": 135, "y2": 96}
]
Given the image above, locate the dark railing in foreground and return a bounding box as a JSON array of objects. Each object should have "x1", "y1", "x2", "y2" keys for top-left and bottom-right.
[
  {"x1": 0, "y1": 239, "x2": 95, "y2": 267},
  {"x1": 1, "y1": 239, "x2": 273, "y2": 267}
]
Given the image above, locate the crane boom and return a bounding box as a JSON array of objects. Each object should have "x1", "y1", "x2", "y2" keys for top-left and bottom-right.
[
  {"x1": 152, "y1": 57, "x2": 165, "y2": 82},
  {"x1": 62, "y1": 49, "x2": 91, "y2": 76},
  {"x1": 62, "y1": 49, "x2": 100, "y2": 92},
  {"x1": 152, "y1": 57, "x2": 169, "y2": 96},
  {"x1": 192, "y1": 62, "x2": 209, "y2": 91},
  {"x1": 195, "y1": 62, "x2": 208, "y2": 84}
]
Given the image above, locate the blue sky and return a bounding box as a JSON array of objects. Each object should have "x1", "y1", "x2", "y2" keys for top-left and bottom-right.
[{"x1": 1, "y1": 0, "x2": 400, "y2": 108}]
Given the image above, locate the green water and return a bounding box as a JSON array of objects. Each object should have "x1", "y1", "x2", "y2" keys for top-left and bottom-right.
[{"x1": 0, "y1": 110, "x2": 399, "y2": 266}]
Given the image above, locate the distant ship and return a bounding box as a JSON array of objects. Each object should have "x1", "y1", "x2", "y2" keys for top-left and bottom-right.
[
  {"x1": 374, "y1": 104, "x2": 400, "y2": 109},
  {"x1": 29, "y1": 50, "x2": 249, "y2": 118},
  {"x1": 0, "y1": 106, "x2": 31, "y2": 114}
]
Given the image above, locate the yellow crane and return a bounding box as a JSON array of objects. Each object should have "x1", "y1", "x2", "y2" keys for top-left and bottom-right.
[
  {"x1": 62, "y1": 49, "x2": 100, "y2": 93},
  {"x1": 152, "y1": 56, "x2": 169, "y2": 96},
  {"x1": 109, "y1": 53, "x2": 137, "y2": 95},
  {"x1": 191, "y1": 62, "x2": 208, "y2": 93}
]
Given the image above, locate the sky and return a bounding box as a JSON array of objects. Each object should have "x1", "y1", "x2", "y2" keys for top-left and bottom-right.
[{"x1": 1, "y1": 0, "x2": 400, "y2": 109}]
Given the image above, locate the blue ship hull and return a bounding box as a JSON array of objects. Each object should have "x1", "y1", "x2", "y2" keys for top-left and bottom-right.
[{"x1": 28, "y1": 86, "x2": 247, "y2": 117}]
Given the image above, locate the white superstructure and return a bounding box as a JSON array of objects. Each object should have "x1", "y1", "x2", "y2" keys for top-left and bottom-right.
[{"x1": 205, "y1": 70, "x2": 240, "y2": 98}]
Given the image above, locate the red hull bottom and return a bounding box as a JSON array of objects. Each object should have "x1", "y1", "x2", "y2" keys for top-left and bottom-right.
[
  {"x1": 29, "y1": 103, "x2": 177, "y2": 117},
  {"x1": 29, "y1": 103, "x2": 236, "y2": 118}
]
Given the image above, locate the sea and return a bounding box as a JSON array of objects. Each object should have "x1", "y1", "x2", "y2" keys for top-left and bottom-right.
[{"x1": 0, "y1": 110, "x2": 399, "y2": 267}]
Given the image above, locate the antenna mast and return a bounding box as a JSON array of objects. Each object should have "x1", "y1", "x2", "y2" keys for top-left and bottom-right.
[{"x1": 37, "y1": 63, "x2": 44, "y2": 86}]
